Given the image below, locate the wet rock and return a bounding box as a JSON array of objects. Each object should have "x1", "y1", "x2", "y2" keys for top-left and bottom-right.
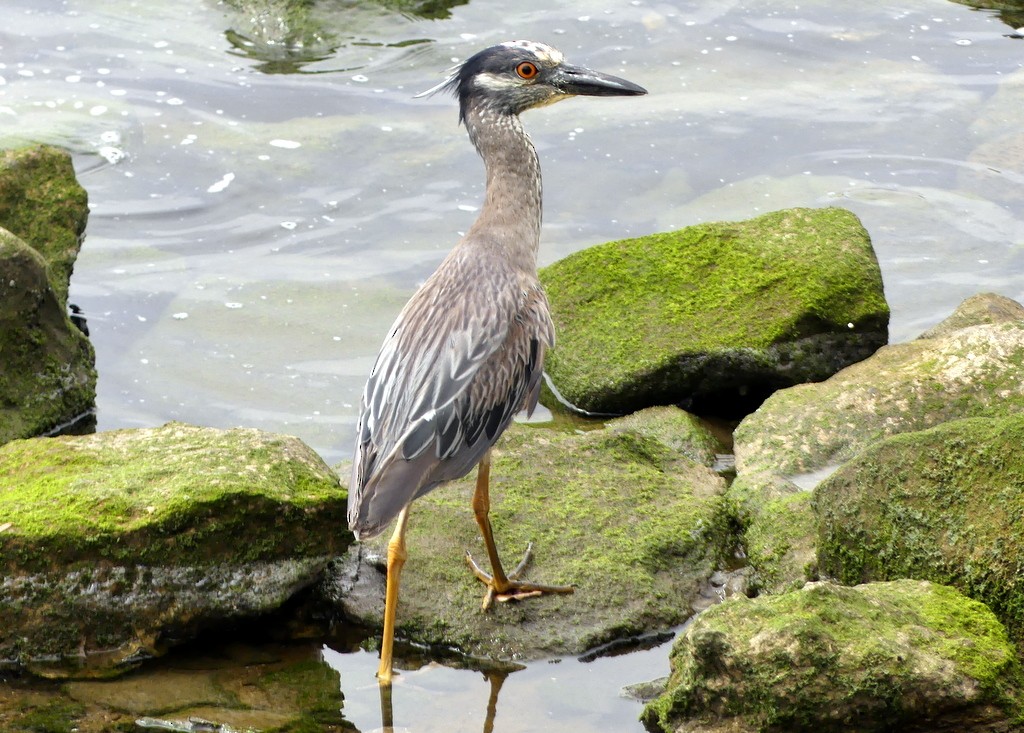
[
  {"x1": 328, "y1": 414, "x2": 729, "y2": 663},
  {"x1": 0, "y1": 145, "x2": 89, "y2": 308},
  {"x1": 641, "y1": 580, "x2": 1024, "y2": 733},
  {"x1": 604, "y1": 405, "x2": 727, "y2": 467},
  {"x1": 0, "y1": 422, "x2": 349, "y2": 678},
  {"x1": 726, "y1": 470, "x2": 817, "y2": 595},
  {"x1": 816, "y1": 412, "x2": 1024, "y2": 642},
  {"x1": 734, "y1": 292, "x2": 1024, "y2": 477},
  {"x1": 539, "y1": 207, "x2": 888, "y2": 417},
  {"x1": 0, "y1": 227, "x2": 96, "y2": 444},
  {"x1": 0, "y1": 642, "x2": 346, "y2": 732}
]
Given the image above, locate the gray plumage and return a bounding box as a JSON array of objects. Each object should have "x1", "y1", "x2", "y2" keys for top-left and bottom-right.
[{"x1": 347, "y1": 40, "x2": 646, "y2": 541}]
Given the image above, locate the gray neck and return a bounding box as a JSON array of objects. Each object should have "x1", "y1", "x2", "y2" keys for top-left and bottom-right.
[{"x1": 461, "y1": 103, "x2": 543, "y2": 272}]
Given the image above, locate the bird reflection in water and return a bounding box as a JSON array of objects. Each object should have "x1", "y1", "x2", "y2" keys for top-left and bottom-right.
[{"x1": 376, "y1": 667, "x2": 510, "y2": 733}]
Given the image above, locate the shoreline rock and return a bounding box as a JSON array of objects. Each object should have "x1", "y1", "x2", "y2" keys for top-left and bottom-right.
[
  {"x1": 0, "y1": 422, "x2": 348, "y2": 677},
  {"x1": 540, "y1": 207, "x2": 889, "y2": 417}
]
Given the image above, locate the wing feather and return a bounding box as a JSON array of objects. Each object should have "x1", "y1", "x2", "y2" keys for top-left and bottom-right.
[{"x1": 347, "y1": 251, "x2": 553, "y2": 539}]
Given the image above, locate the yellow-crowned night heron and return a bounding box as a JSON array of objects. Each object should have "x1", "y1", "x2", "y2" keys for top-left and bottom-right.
[{"x1": 347, "y1": 40, "x2": 646, "y2": 685}]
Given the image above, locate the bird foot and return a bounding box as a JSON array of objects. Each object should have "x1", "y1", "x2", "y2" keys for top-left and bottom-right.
[{"x1": 465, "y1": 542, "x2": 574, "y2": 611}]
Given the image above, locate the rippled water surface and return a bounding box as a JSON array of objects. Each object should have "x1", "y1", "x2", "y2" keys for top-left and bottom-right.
[{"x1": 3, "y1": 0, "x2": 1024, "y2": 729}]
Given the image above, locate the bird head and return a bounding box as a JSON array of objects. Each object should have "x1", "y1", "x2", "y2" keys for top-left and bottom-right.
[{"x1": 419, "y1": 40, "x2": 647, "y2": 122}]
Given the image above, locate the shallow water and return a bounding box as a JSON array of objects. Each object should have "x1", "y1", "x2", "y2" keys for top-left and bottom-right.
[{"x1": 2, "y1": 0, "x2": 1024, "y2": 729}]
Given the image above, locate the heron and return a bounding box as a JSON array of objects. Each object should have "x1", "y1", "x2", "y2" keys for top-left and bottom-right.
[{"x1": 347, "y1": 40, "x2": 647, "y2": 686}]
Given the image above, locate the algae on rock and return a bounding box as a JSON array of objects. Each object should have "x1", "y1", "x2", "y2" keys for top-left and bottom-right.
[
  {"x1": 0, "y1": 145, "x2": 89, "y2": 308},
  {"x1": 642, "y1": 580, "x2": 1024, "y2": 733},
  {"x1": 539, "y1": 207, "x2": 888, "y2": 416},
  {"x1": 335, "y1": 413, "x2": 729, "y2": 662},
  {"x1": 0, "y1": 422, "x2": 349, "y2": 677},
  {"x1": 734, "y1": 292, "x2": 1024, "y2": 477},
  {"x1": 0, "y1": 227, "x2": 96, "y2": 444},
  {"x1": 815, "y1": 412, "x2": 1024, "y2": 644}
]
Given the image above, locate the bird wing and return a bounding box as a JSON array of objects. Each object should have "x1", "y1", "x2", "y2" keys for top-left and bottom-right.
[{"x1": 347, "y1": 255, "x2": 553, "y2": 539}]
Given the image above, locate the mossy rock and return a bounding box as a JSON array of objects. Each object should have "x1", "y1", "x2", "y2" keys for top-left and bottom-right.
[
  {"x1": 727, "y1": 471, "x2": 817, "y2": 595},
  {"x1": 0, "y1": 422, "x2": 349, "y2": 677},
  {"x1": 339, "y1": 417, "x2": 728, "y2": 662},
  {"x1": 539, "y1": 207, "x2": 888, "y2": 416},
  {"x1": 734, "y1": 293, "x2": 1024, "y2": 477},
  {"x1": 61, "y1": 644, "x2": 347, "y2": 732},
  {"x1": 641, "y1": 580, "x2": 1024, "y2": 733},
  {"x1": 815, "y1": 413, "x2": 1024, "y2": 644},
  {"x1": 605, "y1": 405, "x2": 726, "y2": 467},
  {"x1": 0, "y1": 227, "x2": 96, "y2": 445},
  {"x1": 0, "y1": 145, "x2": 89, "y2": 307}
]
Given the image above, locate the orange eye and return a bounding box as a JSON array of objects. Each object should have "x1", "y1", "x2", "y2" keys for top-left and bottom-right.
[{"x1": 516, "y1": 61, "x2": 539, "y2": 79}]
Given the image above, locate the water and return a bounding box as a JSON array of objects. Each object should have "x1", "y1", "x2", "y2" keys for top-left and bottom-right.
[{"x1": 2, "y1": 0, "x2": 1023, "y2": 729}]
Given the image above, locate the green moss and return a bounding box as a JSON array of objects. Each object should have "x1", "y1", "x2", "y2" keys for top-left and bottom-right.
[
  {"x1": 9, "y1": 697, "x2": 87, "y2": 733},
  {"x1": 0, "y1": 423, "x2": 348, "y2": 572},
  {"x1": 0, "y1": 146, "x2": 89, "y2": 307},
  {"x1": 0, "y1": 228, "x2": 96, "y2": 443},
  {"x1": 642, "y1": 580, "x2": 1024, "y2": 733},
  {"x1": 736, "y1": 297, "x2": 1024, "y2": 477},
  {"x1": 357, "y1": 418, "x2": 729, "y2": 660},
  {"x1": 539, "y1": 207, "x2": 888, "y2": 412},
  {"x1": 815, "y1": 413, "x2": 1024, "y2": 643}
]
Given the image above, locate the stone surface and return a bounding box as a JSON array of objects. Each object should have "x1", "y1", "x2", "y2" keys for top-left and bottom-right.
[
  {"x1": 0, "y1": 422, "x2": 349, "y2": 677},
  {"x1": 815, "y1": 412, "x2": 1024, "y2": 644},
  {"x1": 539, "y1": 207, "x2": 888, "y2": 417},
  {"x1": 726, "y1": 470, "x2": 817, "y2": 595},
  {"x1": 642, "y1": 580, "x2": 1024, "y2": 733},
  {"x1": 329, "y1": 415, "x2": 729, "y2": 662},
  {"x1": 0, "y1": 145, "x2": 89, "y2": 307},
  {"x1": 1, "y1": 643, "x2": 345, "y2": 732},
  {"x1": 0, "y1": 227, "x2": 96, "y2": 444},
  {"x1": 734, "y1": 293, "x2": 1024, "y2": 477}
]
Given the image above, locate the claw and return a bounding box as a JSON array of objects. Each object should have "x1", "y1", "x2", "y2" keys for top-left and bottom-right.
[{"x1": 465, "y1": 543, "x2": 573, "y2": 611}]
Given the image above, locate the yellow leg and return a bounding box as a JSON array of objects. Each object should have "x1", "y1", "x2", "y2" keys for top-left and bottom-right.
[
  {"x1": 378, "y1": 505, "x2": 410, "y2": 686},
  {"x1": 465, "y1": 450, "x2": 574, "y2": 611}
]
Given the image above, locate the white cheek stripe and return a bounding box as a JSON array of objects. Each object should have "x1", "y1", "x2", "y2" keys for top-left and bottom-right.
[{"x1": 475, "y1": 72, "x2": 519, "y2": 91}]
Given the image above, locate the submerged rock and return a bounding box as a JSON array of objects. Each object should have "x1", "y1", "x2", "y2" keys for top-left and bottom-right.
[
  {"x1": 734, "y1": 292, "x2": 1024, "y2": 477},
  {"x1": 329, "y1": 411, "x2": 729, "y2": 662},
  {"x1": 0, "y1": 227, "x2": 96, "y2": 444},
  {"x1": 641, "y1": 580, "x2": 1024, "y2": 733},
  {"x1": 0, "y1": 422, "x2": 349, "y2": 677},
  {"x1": 816, "y1": 412, "x2": 1024, "y2": 643},
  {"x1": 0, "y1": 642, "x2": 345, "y2": 731},
  {"x1": 539, "y1": 207, "x2": 888, "y2": 417}
]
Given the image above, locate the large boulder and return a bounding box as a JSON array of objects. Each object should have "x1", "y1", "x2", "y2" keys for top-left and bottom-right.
[
  {"x1": 0, "y1": 422, "x2": 349, "y2": 678},
  {"x1": 539, "y1": 207, "x2": 888, "y2": 417},
  {"x1": 641, "y1": 580, "x2": 1024, "y2": 733},
  {"x1": 816, "y1": 412, "x2": 1024, "y2": 643},
  {"x1": 734, "y1": 293, "x2": 1024, "y2": 477},
  {"x1": 730, "y1": 293, "x2": 1024, "y2": 596},
  {"x1": 330, "y1": 410, "x2": 729, "y2": 662},
  {"x1": 0, "y1": 145, "x2": 89, "y2": 308},
  {"x1": 0, "y1": 227, "x2": 96, "y2": 444}
]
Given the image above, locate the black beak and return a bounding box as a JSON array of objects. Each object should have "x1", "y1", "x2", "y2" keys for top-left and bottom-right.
[{"x1": 554, "y1": 63, "x2": 647, "y2": 97}]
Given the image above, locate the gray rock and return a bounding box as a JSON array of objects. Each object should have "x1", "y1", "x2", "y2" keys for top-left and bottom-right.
[
  {"x1": 331, "y1": 416, "x2": 729, "y2": 663},
  {"x1": 0, "y1": 227, "x2": 95, "y2": 444},
  {"x1": 539, "y1": 207, "x2": 889, "y2": 417},
  {"x1": 0, "y1": 422, "x2": 349, "y2": 677},
  {"x1": 816, "y1": 412, "x2": 1024, "y2": 643},
  {"x1": 642, "y1": 580, "x2": 1024, "y2": 733},
  {"x1": 734, "y1": 292, "x2": 1024, "y2": 477}
]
